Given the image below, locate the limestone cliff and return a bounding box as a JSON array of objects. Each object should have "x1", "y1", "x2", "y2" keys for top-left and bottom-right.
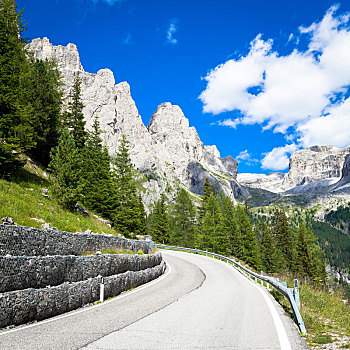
[
  {"x1": 283, "y1": 145, "x2": 350, "y2": 190},
  {"x1": 29, "y1": 38, "x2": 240, "y2": 206}
]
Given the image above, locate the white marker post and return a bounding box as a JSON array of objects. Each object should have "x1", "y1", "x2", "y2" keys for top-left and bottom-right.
[{"x1": 100, "y1": 277, "x2": 105, "y2": 303}]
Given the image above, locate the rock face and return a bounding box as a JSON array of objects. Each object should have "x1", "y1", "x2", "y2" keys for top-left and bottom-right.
[
  {"x1": 283, "y1": 145, "x2": 350, "y2": 190},
  {"x1": 28, "y1": 38, "x2": 238, "y2": 206},
  {"x1": 237, "y1": 172, "x2": 285, "y2": 193},
  {"x1": 332, "y1": 154, "x2": 350, "y2": 191},
  {"x1": 342, "y1": 154, "x2": 350, "y2": 178}
]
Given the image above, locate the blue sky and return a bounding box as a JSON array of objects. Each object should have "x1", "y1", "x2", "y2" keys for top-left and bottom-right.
[{"x1": 18, "y1": 0, "x2": 350, "y2": 174}]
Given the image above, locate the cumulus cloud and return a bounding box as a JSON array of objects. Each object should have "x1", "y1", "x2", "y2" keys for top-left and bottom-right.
[
  {"x1": 261, "y1": 144, "x2": 299, "y2": 171},
  {"x1": 200, "y1": 6, "x2": 350, "y2": 170},
  {"x1": 167, "y1": 19, "x2": 178, "y2": 44},
  {"x1": 236, "y1": 150, "x2": 251, "y2": 161},
  {"x1": 236, "y1": 150, "x2": 259, "y2": 165},
  {"x1": 217, "y1": 118, "x2": 241, "y2": 128}
]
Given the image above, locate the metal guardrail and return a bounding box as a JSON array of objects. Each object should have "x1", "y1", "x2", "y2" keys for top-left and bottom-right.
[{"x1": 157, "y1": 244, "x2": 307, "y2": 334}]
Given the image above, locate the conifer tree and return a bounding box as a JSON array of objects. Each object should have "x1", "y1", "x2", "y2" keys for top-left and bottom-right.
[
  {"x1": 219, "y1": 194, "x2": 241, "y2": 257},
  {"x1": 81, "y1": 116, "x2": 114, "y2": 218},
  {"x1": 235, "y1": 205, "x2": 261, "y2": 270},
  {"x1": 297, "y1": 223, "x2": 326, "y2": 282},
  {"x1": 170, "y1": 188, "x2": 197, "y2": 247},
  {"x1": 198, "y1": 177, "x2": 214, "y2": 221},
  {"x1": 149, "y1": 194, "x2": 170, "y2": 243},
  {"x1": 0, "y1": 0, "x2": 34, "y2": 151},
  {"x1": 112, "y1": 135, "x2": 145, "y2": 236},
  {"x1": 296, "y1": 223, "x2": 314, "y2": 277},
  {"x1": 200, "y1": 193, "x2": 225, "y2": 253},
  {"x1": 23, "y1": 58, "x2": 62, "y2": 165},
  {"x1": 272, "y1": 209, "x2": 296, "y2": 272},
  {"x1": 63, "y1": 75, "x2": 86, "y2": 149},
  {"x1": 258, "y1": 223, "x2": 277, "y2": 273},
  {"x1": 49, "y1": 128, "x2": 82, "y2": 208}
]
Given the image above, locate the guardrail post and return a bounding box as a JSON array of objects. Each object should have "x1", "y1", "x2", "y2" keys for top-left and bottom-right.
[
  {"x1": 100, "y1": 276, "x2": 105, "y2": 303},
  {"x1": 293, "y1": 279, "x2": 300, "y2": 309}
]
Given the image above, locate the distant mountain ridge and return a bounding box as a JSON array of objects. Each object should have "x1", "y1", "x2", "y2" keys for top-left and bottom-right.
[
  {"x1": 238, "y1": 145, "x2": 350, "y2": 208},
  {"x1": 29, "y1": 38, "x2": 243, "y2": 207}
]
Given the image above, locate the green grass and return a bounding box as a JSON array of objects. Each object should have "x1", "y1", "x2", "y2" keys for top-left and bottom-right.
[
  {"x1": 300, "y1": 282, "x2": 350, "y2": 346},
  {"x1": 0, "y1": 165, "x2": 117, "y2": 235},
  {"x1": 314, "y1": 334, "x2": 333, "y2": 344},
  {"x1": 269, "y1": 273, "x2": 350, "y2": 347},
  {"x1": 81, "y1": 248, "x2": 146, "y2": 256}
]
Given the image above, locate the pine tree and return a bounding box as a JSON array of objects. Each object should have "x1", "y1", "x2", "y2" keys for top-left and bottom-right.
[
  {"x1": 81, "y1": 116, "x2": 115, "y2": 219},
  {"x1": 23, "y1": 59, "x2": 62, "y2": 165},
  {"x1": 296, "y1": 223, "x2": 314, "y2": 277},
  {"x1": 259, "y1": 223, "x2": 277, "y2": 273},
  {"x1": 63, "y1": 75, "x2": 86, "y2": 149},
  {"x1": 49, "y1": 128, "x2": 82, "y2": 208},
  {"x1": 112, "y1": 135, "x2": 145, "y2": 236},
  {"x1": 272, "y1": 209, "x2": 296, "y2": 272},
  {"x1": 219, "y1": 194, "x2": 240, "y2": 257},
  {"x1": 235, "y1": 205, "x2": 261, "y2": 270},
  {"x1": 200, "y1": 193, "x2": 225, "y2": 253},
  {"x1": 149, "y1": 194, "x2": 170, "y2": 243},
  {"x1": 198, "y1": 177, "x2": 214, "y2": 221},
  {"x1": 170, "y1": 188, "x2": 197, "y2": 247},
  {"x1": 0, "y1": 0, "x2": 34, "y2": 151}
]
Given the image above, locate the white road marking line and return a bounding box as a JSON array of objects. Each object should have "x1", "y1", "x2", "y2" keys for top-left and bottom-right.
[
  {"x1": 0, "y1": 263, "x2": 171, "y2": 337},
  {"x1": 211, "y1": 256, "x2": 292, "y2": 350}
]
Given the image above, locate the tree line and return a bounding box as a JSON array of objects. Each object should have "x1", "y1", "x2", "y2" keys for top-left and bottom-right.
[{"x1": 148, "y1": 178, "x2": 326, "y2": 282}]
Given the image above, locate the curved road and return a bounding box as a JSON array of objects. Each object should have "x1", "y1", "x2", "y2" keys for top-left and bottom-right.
[{"x1": 0, "y1": 250, "x2": 309, "y2": 350}]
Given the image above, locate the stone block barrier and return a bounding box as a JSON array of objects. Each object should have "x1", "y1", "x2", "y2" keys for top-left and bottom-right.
[
  {"x1": 0, "y1": 262, "x2": 165, "y2": 328},
  {"x1": 0, "y1": 225, "x2": 155, "y2": 256},
  {"x1": 0, "y1": 252, "x2": 162, "y2": 292}
]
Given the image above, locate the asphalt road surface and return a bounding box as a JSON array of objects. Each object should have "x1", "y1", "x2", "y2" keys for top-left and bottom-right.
[{"x1": 0, "y1": 250, "x2": 310, "y2": 350}]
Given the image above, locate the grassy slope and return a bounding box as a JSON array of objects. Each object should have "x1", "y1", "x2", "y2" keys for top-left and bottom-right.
[
  {"x1": 301, "y1": 283, "x2": 350, "y2": 348},
  {"x1": 273, "y1": 274, "x2": 350, "y2": 348},
  {"x1": 0, "y1": 161, "x2": 117, "y2": 235}
]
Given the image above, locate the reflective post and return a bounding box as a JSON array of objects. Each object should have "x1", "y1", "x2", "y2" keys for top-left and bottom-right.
[
  {"x1": 100, "y1": 276, "x2": 105, "y2": 303},
  {"x1": 293, "y1": 279, "x2": 300, "y2": 309}
]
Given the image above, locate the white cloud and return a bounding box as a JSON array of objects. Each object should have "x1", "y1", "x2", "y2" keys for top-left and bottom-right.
[
  {"x1": 166, "y1": 19, "x2": 178, "y2": 44},
  {"x1": 261, "y1": 144, "x2": 298, "y2": 171},
  {"x1": 217, "y1": 118, "x2": 241, "y2": 128},
  {"x1": 236, "y1": 150, "x2": 259, "y2": 165},
  {"x1": 298, "y1": 96, "x2": 350, "y2": 147},
  {"x1": 200, "y1": 5, "x2": 350, "y2": 171},
  {"x1": 236, "y1": 150, "x2": 251, "y2": 161}
]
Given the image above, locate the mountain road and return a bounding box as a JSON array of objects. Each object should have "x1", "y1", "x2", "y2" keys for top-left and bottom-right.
[{"x1": 0, "y1": 250, "x2": 310, "y2": 350}]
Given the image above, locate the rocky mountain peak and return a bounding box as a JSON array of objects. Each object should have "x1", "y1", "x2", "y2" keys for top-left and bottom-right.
[
  {"x1": 148, "y1": 102, "x2": 190, "y2": 133},
  {"x1": 30, "y1": 37, "x2": 83, "y2": 73},
  {"x1": 28, "y1": 37, "x2": 240, "y2": 206}
]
